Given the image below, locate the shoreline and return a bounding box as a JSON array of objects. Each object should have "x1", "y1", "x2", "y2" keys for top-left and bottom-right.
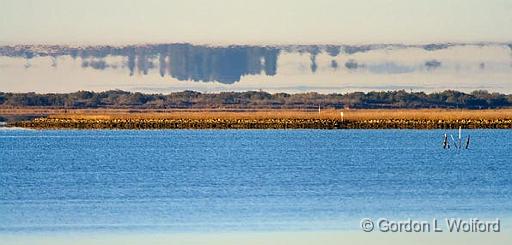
[
  {"x1": 4, "y1": 109, "x2": 512, "y2": 129},
  {"x1": 9, "y1": 118, "x2": 512, "y2": 130}
]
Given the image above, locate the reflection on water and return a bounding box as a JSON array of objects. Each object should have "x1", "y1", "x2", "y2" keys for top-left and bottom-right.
[
  {"x1": 0, "y1": 43, "x2": 512, "y2": 93},
  {"x1": 160, "y1": 44, "x2": 279, "y2": 83},
  {"x1": 1, "y1": 44, "x2": 279, "y2": 84}
]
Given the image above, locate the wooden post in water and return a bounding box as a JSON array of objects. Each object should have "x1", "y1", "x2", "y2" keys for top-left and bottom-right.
[
  {"x1": 451, "y1": 135, "x2": 458, "y2": 149},
  {"x1": 458, "y1": 126, "x2": 462, "y2": 149},
  {"x1": 465, "y1": 135, "x2": 471, "y2": 149}
]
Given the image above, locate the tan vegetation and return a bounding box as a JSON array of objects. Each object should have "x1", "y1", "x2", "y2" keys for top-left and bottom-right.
[
  {"x1": 5, "y1": 108, "x2": 512, "y2": 129},
  {"x1": 3, "y1": 108, "x2": 512, "y2": 120},
  {"x1": 39, "y1": 108, "x2": 512, "y2": 121}
]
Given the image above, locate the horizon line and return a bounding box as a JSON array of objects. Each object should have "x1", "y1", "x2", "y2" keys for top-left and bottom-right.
[
  {"x1": 1, "y1": 88, "x2": 508, "y2": 96},
  {"x1": 1, "y1": 40, "x2": 511, "y2": 48}
]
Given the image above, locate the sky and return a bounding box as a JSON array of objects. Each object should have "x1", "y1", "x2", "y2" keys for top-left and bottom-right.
[{"x1": 0, "y1": 0, "x2": 511, "y2": 45}]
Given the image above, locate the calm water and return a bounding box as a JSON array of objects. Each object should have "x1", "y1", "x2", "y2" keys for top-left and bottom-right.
[{"x1": 0, "y1": 129, "x2": 511, "y2": 234}]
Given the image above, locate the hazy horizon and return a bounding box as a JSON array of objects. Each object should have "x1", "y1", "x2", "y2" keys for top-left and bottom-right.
[
  {"x1": 1, "y1": 41, "x2": 511, "y2": 47},
  {"x1": 1, "y1": 0, "x2": 512, "y2": 94},
  {"x1": 1, "y1": 0, "x2": 511, "y2": 45}
]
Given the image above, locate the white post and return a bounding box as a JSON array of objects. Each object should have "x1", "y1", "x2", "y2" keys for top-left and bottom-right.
[{"x1": 340, "y1": 111, "x2": 344, "y2": 122}]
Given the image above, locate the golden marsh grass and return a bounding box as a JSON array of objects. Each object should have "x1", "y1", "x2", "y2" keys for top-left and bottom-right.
[
  {"x1": 41, "y1": 108, "x2": 512, "y2": 121},
  {"x1": 3, "y1": 108, "x2": 512, "y2": 121}
]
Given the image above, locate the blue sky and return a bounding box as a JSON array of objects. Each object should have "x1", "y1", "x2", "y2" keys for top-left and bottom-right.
[{"x1": 1, "y1": 0, "x2": 511, "y2": 45}]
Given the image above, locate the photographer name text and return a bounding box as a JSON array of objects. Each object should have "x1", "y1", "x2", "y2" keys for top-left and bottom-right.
[{"x1": 360, "y1": 218, "x2": 501, "y2": 233}]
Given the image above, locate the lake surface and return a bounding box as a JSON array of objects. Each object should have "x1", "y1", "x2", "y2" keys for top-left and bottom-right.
[{"x1": 0, "y1": 129, "x2": 511, "y2": 234}]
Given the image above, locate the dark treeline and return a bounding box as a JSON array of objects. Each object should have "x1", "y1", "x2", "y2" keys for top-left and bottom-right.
[{"x1": 1, "y1": 90, "x2": 511, "y2": 109}]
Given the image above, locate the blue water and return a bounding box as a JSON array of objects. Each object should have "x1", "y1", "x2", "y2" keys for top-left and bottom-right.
[{"x1": 0, "y1": 129, "x2": 511, "y2": 233}]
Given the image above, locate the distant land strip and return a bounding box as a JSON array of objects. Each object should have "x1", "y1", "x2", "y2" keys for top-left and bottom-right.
[
  {"x1": 4, "y1": 109, "x2": 512, "y2": 129},
  {"x1": 3, "y1": 90, "x2": 512, "y2": 129},
  {"x1": 1, "y1": 89, "x2": 512, "y2": 110},
  {"x1": 10, "y1": 118, "x2": 512, "y2": 130}
]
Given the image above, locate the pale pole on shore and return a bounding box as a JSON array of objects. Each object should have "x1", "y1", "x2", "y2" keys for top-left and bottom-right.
[{"x1": 340, "y1": 111, "x2": 344, "y2": 122}]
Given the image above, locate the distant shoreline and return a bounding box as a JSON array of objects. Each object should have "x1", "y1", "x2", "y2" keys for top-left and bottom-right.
[
  {"x1": 10, "y1": 118, "x2": 512, "y2": 130},
  {"x1": 4, "y1": 109, "x2": 512, "y2": 129},
  {"x1": 2, "y1": 90, "x2": 512, "y2": 110}
]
